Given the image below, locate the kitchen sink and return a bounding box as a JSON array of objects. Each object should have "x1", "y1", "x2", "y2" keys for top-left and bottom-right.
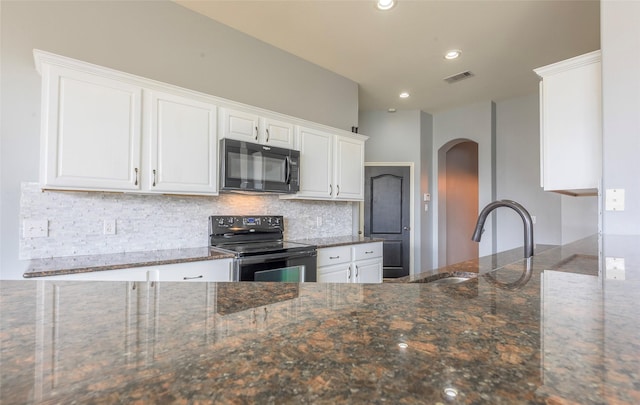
[{"x1": 410, "y1": 272, "x2": 478, "y2": 284}]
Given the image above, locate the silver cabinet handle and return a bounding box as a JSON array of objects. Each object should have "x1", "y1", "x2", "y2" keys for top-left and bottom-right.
[
  {"x1": 255, "y1": 126, "x2": 259, "y2": 141},
  {"x1": 183, "y1": 275, "x2": 203, "y2": 280},
  {"x1": 348, "y1": 266, "x2": 351, "y2": 280},
  {"x1": 134, "y1": 168, "x2": 139, "y2": 186},
  {"x1": 329, "y1": 255, "x2": 340, "y2": 260},
  {"x1": 365, "y1": 251, "x2": 374, "y2": 254},
  {"x1": 355, "y1": 264, "x2": 358, "y2": 278},
  {"x1": 329, "y1": 184, "x2": 333, "y2": 196},
  {"x1": 266, "y1": 128, "x2": 270, "y2": 142},
  {"x1": 152, "y1": 169, "x2": 157, "y2": 187},
  {"x1": 337, "y1": 185, "x2": 340, "y2": 196},
  {"x1": 403, "y1": 226, "x2": 410, "y2": 230}
]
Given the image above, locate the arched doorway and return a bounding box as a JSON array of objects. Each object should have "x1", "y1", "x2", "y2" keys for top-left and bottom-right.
[{"x1": 438, "y1": 140, "x2": 479, "y2": 266}]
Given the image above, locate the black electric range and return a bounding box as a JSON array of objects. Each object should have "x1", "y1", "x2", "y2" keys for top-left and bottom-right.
[{"x1": 209, "y1": 215, "x2": 317, "y2": 282}]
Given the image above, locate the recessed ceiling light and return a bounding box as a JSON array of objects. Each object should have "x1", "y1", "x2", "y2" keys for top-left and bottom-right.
[
  {"x1": 388, "y1": 108, "x2": 397, "y2": 113},
  {"x1": 444, "y1": 49, "x2": 462, "y2": 60},
  {"x1": 399, "y1": 92, "x2": 410, "y2": 99},
  {"x1": 377, "y1": 0, "x2": 396, "y2": 11}
]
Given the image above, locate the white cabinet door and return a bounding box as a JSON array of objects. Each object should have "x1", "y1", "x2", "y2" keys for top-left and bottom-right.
[
  {"x1": 534, "y1": 50, "x2": 601, "y2": 196},
  {"x1": 354, "y1": 258, "x2": 383, "y2": 283},
  {"x1": 317, "y1": 263, "x2": 351, "y2": 283},
  {"x1": 284, "y1": 127, "x2": 366, "y2": 201},
  {"x1": 220, "y1": 108, "x2": 295, "y2": 149},
  {"x1": 334, "y1": 135, "x2": 365, "y2": 201},
  {"x1": 296, "y1": 127, "x2": 333, "y2": 198},
  {"x1": 40, "y1": 64, "x2": 142, "y2": 191},
  {"x1": 317, "y1": 243, "x2": 382, "y2": 284},
  {"x1": 148, "y1": 90, "x2": 218, "y2": 195},
  {"x1": 220, "y1": 108, "x2": 260, "y2": 143},
  {"x1": 262, "y1": 117, "x2": 295, "y2": 149}
]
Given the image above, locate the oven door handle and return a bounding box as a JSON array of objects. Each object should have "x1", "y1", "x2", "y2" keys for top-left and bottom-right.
[{"x1": 235, "y1": 250, "x2": 316, "y2": 264}]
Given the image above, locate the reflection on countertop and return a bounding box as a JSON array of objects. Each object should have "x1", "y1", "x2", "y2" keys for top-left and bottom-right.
[{"x1": 2, "y1": 234, "x2": 639, "y2": 404}]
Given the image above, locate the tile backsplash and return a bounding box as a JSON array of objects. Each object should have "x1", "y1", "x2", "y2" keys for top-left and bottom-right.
[{"x1": 19, "y1": 182, "x2": 355, "y2": 259}]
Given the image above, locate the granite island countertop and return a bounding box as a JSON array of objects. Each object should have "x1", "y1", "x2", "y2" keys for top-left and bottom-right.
[{"x1": 2, "y1": 235, "x2": 639, "y2": 404}]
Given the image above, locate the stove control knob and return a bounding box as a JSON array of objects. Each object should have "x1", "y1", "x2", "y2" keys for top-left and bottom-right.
[
  {"x1": 227, "y1": 217, "x2": 235, "y2": 225},
  {"x1": 217, "y1": 218, "x2": 225, "y2": 225}
]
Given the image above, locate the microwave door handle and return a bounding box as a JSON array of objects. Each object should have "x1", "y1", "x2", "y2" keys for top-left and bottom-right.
[{"x1": 285, "y1": 156, "x2": 291, "y2": 185}]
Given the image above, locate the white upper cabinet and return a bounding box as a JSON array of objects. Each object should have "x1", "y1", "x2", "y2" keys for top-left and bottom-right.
[
  {"x1": 285, "y1": 126, "x2": 365, "y2": 201},
  {"x1": 334, "y1": 135, "x2": 365, "y2": 200},
  {"x1": 39, "y1": 63, "x2": 143, "y2": 191},
  {"x1": 295, "y1": 127, "x2": 334, "y2": 198},
  {"x1": 220, "y1": 107, "x2": 295, "y2": 149},
  {"x1": 147, "y1": 90, "x2": 217, "y2": 195},
  {"x1": 34, "y1": 50, "x2": 366, "y2": 197},
  {"x1": 35, "y1": 50, "x2": 218, "y2": 195},
  {"x1": 534, "y1": 50, "x2": 602, "y2": 196}
]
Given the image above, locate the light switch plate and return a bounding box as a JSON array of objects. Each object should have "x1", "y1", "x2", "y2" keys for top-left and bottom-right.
[
  {"x1": 605, "y1": 257, "x2": 626, "y2": 280},
  {"x1": 605, "y1": 189, "x2": 625, "y2": 211}
]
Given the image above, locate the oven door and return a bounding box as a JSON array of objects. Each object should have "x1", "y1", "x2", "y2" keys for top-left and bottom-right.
[
  {"x1": 220, "y1": 138, "x2": 299, "y2": 193},
  {"x1": 235, "y1": 250, "x2": 317, "y2": 282}
]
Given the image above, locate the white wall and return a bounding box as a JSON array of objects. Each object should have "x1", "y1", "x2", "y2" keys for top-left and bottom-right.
[
  {"x1": 419, "y1": 111, "x2": 434, "y2": 270},
  {"x1": 496, "y1": 94, "x2": 560, "y2": 250},
  {"x1": 601, "y1": 0, "x2": 640, "y2": 235},
  {"x1": 433, "y1": 101, "x2": 495, "y2": 261},
  {"x1": 358, "y1": 110, "x2": 429, "y2": 273},
  {"x1": 0, "y1": 1, "x2": 359, "y2": 279}
]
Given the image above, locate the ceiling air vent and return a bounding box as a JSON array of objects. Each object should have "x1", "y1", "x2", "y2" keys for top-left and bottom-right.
[{"x1": 443, "y1": 71, "x2": 474, "y2": 84}]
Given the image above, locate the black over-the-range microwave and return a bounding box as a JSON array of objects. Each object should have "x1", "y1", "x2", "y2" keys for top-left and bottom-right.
[{"x1": 219, "y1": 138, "x2": 300, "y2": 194}]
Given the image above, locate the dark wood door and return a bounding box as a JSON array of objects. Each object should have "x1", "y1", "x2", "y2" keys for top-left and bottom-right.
[{"x1": 364, "y1": 166, "x2": 410, "y2": 278}]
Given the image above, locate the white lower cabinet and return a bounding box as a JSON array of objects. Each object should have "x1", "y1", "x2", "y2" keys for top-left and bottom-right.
[
  {"x1": 317, "y1": 242, "x2": 382, "y2": 283},
  {"x1": 147, "y1": 259, "x2": 233, "y2": 282},
  {"x1": 34, "y1": 259, "x2": 233, "y2": 282}
]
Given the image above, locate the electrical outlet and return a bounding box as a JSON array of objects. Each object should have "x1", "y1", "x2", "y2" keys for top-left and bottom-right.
[
  {"x1": 316, "y1": 216, "x2": 323, "y2": 227},
  {"x1": 531, "y1": 215, "x2": 537, "y2": 224},
  {"x1": 103, "y1": 219, "x2": 116, "y2": 235},
  {"x1": 23, "y1": 219, "x2": 48, "y2": 238}
]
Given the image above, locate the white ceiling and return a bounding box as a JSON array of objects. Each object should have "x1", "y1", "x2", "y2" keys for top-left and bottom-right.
[{"x1": 175, "y1": 0, "x2": 600, "y2": 114}]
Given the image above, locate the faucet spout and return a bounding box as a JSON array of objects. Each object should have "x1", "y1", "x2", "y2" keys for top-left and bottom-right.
[{"x1": 471, "y1": 200, "x2": 534, "y2": 258}]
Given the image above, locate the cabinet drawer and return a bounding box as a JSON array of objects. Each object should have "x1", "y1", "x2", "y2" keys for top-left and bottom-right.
[
  {"x1": 353, "y1": 242, "x2": 382, "y2": 261},
  {"x1": 317, "y1": 246, "x2": 352, "y2": 266},
  {"x1": 148, "y1": 259, "x2": 233, "y2": 282}
]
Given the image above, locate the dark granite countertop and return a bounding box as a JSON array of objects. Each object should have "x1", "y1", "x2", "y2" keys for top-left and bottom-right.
[
  {"x1": 2, "y1": 234, "x2": 639, "y2": 404},
  {"x1": 21, "y1": 236, "x2": 378, "y2": 278},
  {"x1": 293, "y1": 235, "x2": 384, "y2": 248},
  {"x1": 22, "y1": 247, "x2": 235, "y2": 278}
]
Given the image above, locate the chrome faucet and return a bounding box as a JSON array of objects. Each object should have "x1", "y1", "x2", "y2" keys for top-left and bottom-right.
[{"x1": 471, "y1": 200, "x2": 534, "y2": 258}]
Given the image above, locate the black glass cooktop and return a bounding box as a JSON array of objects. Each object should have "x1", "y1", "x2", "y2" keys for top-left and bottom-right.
[{"x1": 213, "y1": 241, "x2": 315, "y2": 257}]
